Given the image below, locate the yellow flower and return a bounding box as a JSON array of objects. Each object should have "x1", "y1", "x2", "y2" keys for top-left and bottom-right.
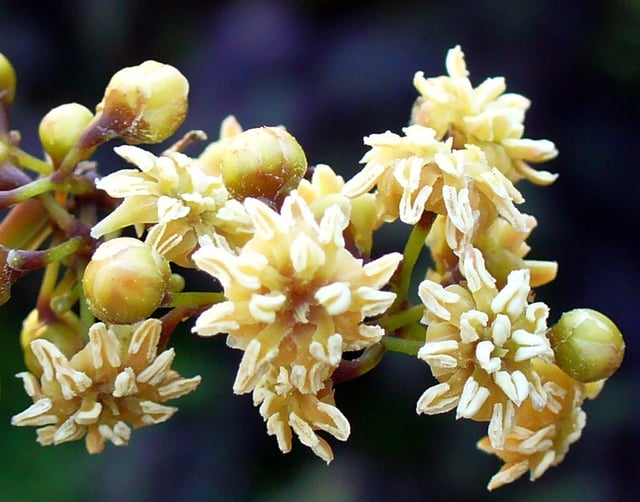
[
  {"x1": 343, "y1": 127, "x2": 529, "y2": 252},
  {"x1": 297, "y1": 163, "x2": 381, "y2": 257},
  {"x1": 477, "y1": 360, "x2": 590, "y2": 490},
  {"x1": 91, "y1": 145, "x2": 252, "y2": 267},
  {"x1": 11, "y1": 319, "x2": 200, "y2": 453},
  {"x1": 412, "y1": 45, "x2": 558, "y2": 185},
  {"x1": 192, "y1": 193, "x2": 401, "y2": 460},
  {"x1": 416, "y1": 248, "x2": 553, "y2": 445},
  {"x1": 426, "y1": 212, "x2": 557, "y2": 289},
  {"x1": 253, "y1": 367, "x2": 350, "y2": 464}
]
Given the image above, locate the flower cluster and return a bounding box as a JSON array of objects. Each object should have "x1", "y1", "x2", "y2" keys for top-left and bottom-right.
[{"x1": 0, "y1": 44, "x2": 625, "y2": 492}]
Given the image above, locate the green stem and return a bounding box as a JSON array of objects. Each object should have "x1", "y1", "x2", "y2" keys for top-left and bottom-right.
[
  {"x1": 0, "y1": 176, "x2": 63, "y2": 209},
  {"x1": 12, "y1": 148, "x2": 53, "y2": 175},
  {"x1": 164, "y1": 291, "x2": 225, "y2": 308},
  {"x1": 382, "y1": 336, "x2": 424, "y2": 356},
  {"x1": 389, "y1": 211, "x2": 436, "y2": 313},
  {"x1": 7, "y1": 236, "x2": 84, "y2": 271},
  {"x1": 333, "y1": 343, "x2": 386, "y2": 384},
  {"x1": 375, "y1": 304, "x2": 424, "y2": 332}
]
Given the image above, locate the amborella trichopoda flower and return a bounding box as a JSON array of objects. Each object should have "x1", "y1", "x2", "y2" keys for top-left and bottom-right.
[
  {"x1": 192, "y1": 193, "x2": 402, "y2": 461},
  {"x1": 11, "y1": 319, "x2": 201, "y2": 453},
  {"x1": 416, "y1": 247, "x2": 553, "y2": 448}
]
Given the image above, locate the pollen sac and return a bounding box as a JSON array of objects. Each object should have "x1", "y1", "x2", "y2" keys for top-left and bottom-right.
[
  {"x1": 82, "y1": 237, "x2": 171, "y2": 324},
  {"x1": 549, "y1": 308, "x2": 625, "y2": 382},
  {"x1": 221, "y1": 126, "x2": 307, "y2": 205}
]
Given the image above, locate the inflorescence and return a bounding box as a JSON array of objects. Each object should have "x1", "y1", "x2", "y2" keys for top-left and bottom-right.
[{"x1": 0, "y1": 46, "x2": 625, "y2": 490}]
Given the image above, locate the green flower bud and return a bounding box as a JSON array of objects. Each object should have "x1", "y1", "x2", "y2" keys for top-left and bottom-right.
[
  {"x1": 549, "y1": 308, "x2": 625, "y2": 382},
  {"x1": 38, "y1": 103, "x2": 95, "y2": 165},
  {"x1": 95, "y1": 60, "x2": 189, "y2": 144},
  {"x1": 83, "y1": 237, "x2": 171, "y2": 324},
  {"x1": 0, "y1": 52, "x2": 17, "y2": 106},
  {"x1": 20, "y1": 308, "x2": 85, "y2": 378},
  {"x1": 221, "y1": 126, "x2": 307, "y2": 204}
]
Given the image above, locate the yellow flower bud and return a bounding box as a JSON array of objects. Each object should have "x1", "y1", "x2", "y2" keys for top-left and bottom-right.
[
  {"x1": 221, "y1": 126, "x2": 307, "y2": 204},
  {"x1": 20, "y1": 308, "x2": 85, "y2": 378},
  {"x1": 38, "y1": 103, "x2": 95, "y2": 165},
  {"x1": 82, "y1": 237, "x2": 171, "y2": 324},
  {"x1": 549, "y1": 308, "x2": 625, "y2": 382},
  {"x1": 95, "y1": 60, "x2": 189, "y2": 144},
  {"x1": 0, "y1": 52, "x2": 17, "y2": 106}
]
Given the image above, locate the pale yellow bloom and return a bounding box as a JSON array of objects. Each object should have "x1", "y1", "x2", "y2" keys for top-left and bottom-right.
[
  {"x1": 412, "y1": 45, "x2": 558, "y2": 185},
  {"x1": 91, "y1": 144, "x2": 252, "y2": 267},
  {"x1": 477, "y1": 360, "x2": 590, "y2": 490},
  {"x1": 417, "y1": 248, "x2": 553, "y2": 446},
  {"x1": 426, "y1": 212, "x2": 557, "y2": 289},
  {"x1": 297, "y1": 163, "x2": 381, "y2": 256},
  {"x1": 253, "y1": 366, "x2": 350, "y2": 464},
  {"x1": 343, "y1": 126, "x2": 529, "y2": 254},
  {"x1": 192, "y1": 193, "x2": 401, "y2": 460},
  {"x1": 11, "y1": 319, "x2": 200, "y2": 453}
]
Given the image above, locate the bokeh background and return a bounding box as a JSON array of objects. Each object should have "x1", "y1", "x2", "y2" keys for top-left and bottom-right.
[{"x1": 1, "y1": 1, "x2": 638, "y2": 500}]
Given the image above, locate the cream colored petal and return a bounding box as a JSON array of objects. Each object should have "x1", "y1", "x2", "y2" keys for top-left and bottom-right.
[
  {"x1": 456, "y1": 377, "x2": 490, "y2": 419},
  {"x1": 416, "y1": 382, "x2": 458, "y2": 415},
  {"x1": 157, "y1": 375, "x2": 202, "y2": 399},
  {"x1": 418, "y1": 340, "x2": 459, "y2": 368},
  {"x1": 266, "y1": 413, "x2": 292, "y2": 453},
  {"x1": 362, "y1": 252, "x2": 402, "y2": 288},
  {"x1": 491, "y1": 269, "x2": 530, "y2": 318},
  {"x1": 15, "y1": 371, "x2": 40, "y2": 397},
  {"x1": 98, "y1": 421, "x2": 132, "y2": 445},
  {"x1": 113, "y1": 367, "x2": 138, "y2": 397},
  {"x1": 245, "y1": 196, "x2": 290, "y2": 240},
  {"x1": 53, "y1": 415, "x2": 85, "y2": 444},
  {"x1": 11, "y1": 398, "x2": 57, "y2": 427},
  {"x1": 138, "y1": 400, "x2": 177, "y2": 425},
  {"x1": 193, "y1": 301, "x2": 239, "y2": 336},
  {"x1": 75, "y1": 400, "x2": 103, "y2": 425},
  {"x1": 418, "y1": 280, "x2": 461, "y2": 321},
  {"x1": 136, "y1": 349, "x2": 175, "y2": 386},
  {"x1": 88, "y1": 323, "x2": 122, "y2": 369},
  {"x1": 486, "y1": 461, "x2": 529, "y2": 491},
  {"x1": 315, "y1": 282, "x2": 351, "y2": 315},
  {"x1": 314, "y1": 401, "x2": 350, "y2": 441},
  {"x1": 127, "y1": 318, "x2": 162, "y2": 361},
  {"x1": 354, "y1": 287, "x2": 396, "y2": 317},
  {"x1": 290, "y1": 233, "x2": 326, "y2": 277},
  {"x1": 249, "y1": 293, "x2": 286, "y2": 323}
]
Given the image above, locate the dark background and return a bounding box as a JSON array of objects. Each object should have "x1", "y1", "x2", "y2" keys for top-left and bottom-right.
[{"x1": 1, "y1": 1, "x2": 638, "y2": 501}]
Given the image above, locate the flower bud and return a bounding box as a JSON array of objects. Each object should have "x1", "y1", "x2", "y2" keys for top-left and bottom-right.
[
  {"x1": 221, "y1": 126, "x2": 307, "y2": 204},
  {"x1": 549, "y1": 308, "x2": 625, "y2": 382},
  {"x1": 83, "y1": 237, "x2": 171, "y2": 324},
  {"x1": 0, "y1": 52, "x2": 17, "y2": 106},
  {"x1": 20, "y1": 308, "x2": 85, "y2": 378},
  {"x1": 38, "y1": 103, "x2": 95, "y2": 165},
  {"x1": 95, "y1": 60, "x2": 189, "y2": 144}
]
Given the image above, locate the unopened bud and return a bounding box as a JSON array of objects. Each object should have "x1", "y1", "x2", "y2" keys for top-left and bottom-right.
[
  {"x1": 95, "y1": 60, "x2": 189, "y2": 144},
  {"x1": 83, "y1": 237, "x2": 171, "y2": 324},
  {"x1": 0, "y1": 52, "x2": 17, "y2": 106},
  {"x1": 221, "y1": 126, "x2": 307, "y2": 204},
  {"x1": 20, "y1": 308, "x2": 84, "y2": 378},
  {"x1": 38, "y1": 103, "x2": 95, "y2": 165},
  {"x1": 549, "y1": 308, "x2": 625, "y2": 382}
]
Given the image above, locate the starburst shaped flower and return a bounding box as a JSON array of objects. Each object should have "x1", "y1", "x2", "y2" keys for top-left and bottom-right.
[
  {"x1": 416, "y1": 247, "x2": 553, "y2": 446},
  {"x1": 412, "y1": 45, "x2": 557, "y2": 185},
  {"x1": 192, "y1": 193, "x2": 401, "y2": 460},
  {"x1": 91, "y1": 145, "x2": 252, "y2": 266},
  {"x1": 11, "y1": 319, "x2": 201, "y2": 453},
  {"x1": 477, "y1": 359, "x2": 593, "y2": 489}
]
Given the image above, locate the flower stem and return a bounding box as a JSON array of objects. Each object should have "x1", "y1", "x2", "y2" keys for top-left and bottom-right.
[
  {"x1": 164, "y1": 291, "x2": 225, "y2": 308},
  {"x1": 12, "y1": 148, "x2": 53, "y2": 175},
  {"x1": 375, "y1": 304, "x2": 424, "y2": 332},
  {"x1": 389, "y1": 210, "x2": 435, "y2": 312},
  {"x1": 381, "y1": 336, "x2": 423, "y2": 356},
  {"x1": 333, "y1": 343, "x2": 386, "y2": 384}
]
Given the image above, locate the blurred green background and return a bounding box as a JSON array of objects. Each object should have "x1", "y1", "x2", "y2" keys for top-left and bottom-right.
[{"x1": 1, "y1": 1, "x2": 638, "y2": 500}]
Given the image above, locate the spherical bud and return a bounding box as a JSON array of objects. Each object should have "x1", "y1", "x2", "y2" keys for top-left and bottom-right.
[
  {"x1": 83, "y1": 237, "x2": 171, "y2": 324},
  {"x1": 20, "y1": 309, "x2": 85, "y2": 378},
  {"x1": 0, "y1": 52, "x2": 17, "y2": 106},
  {"x1": 38, "y1": 103, "x2": 95, "y2": 165},
  {"x1": 549, "y1": 308, "x2": 625, "y2": 382},
  {"x1": 221, "y1": 126, "x2": 307, "y2": 204},
  {"x1": 95, "y1": 60, "x2": 189, "y2": 144}
]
